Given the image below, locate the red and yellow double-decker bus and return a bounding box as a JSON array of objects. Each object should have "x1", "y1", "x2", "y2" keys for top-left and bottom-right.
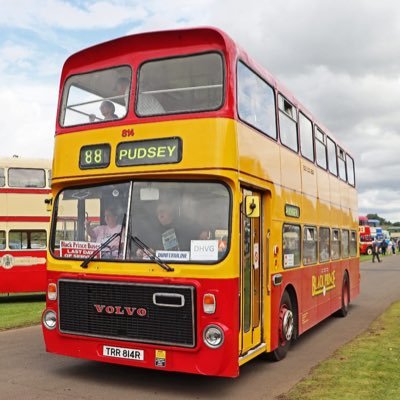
[
  {"x1": 42, "y1": 27, "x2": 359, "y2": 377},
  {"x1": 359, "y1": 216, "x2": 373, "y2": 255},
  {"x1": 0, "y1": 157, "x2": 51, "y2": 293}
]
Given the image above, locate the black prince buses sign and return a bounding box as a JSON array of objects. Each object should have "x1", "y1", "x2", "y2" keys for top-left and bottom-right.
[{"x1": 116, "y1": 137, "x2": 182, "y2": 167}]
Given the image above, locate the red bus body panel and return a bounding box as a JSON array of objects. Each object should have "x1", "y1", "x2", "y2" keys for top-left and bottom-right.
[
  {"x1": 270, "y1": 259, "x2": 360, "y2": 350},
  {"x1": 43, "y1": 271, "x2": 240, "y2": 377},
  {"x1": 0, "y1": 250, "x2": 47, "y2": 293}
]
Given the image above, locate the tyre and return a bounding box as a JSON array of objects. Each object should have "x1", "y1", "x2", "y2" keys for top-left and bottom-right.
[
  {"x1": 335, "y1": 273, "x2": 350, "y2": 318},
  {"x1": 269, "y1": 291, "x2": 295, "y2": 361},
  {"x1": 366, "y1": 247, "x2": 372, "y2": 255}
]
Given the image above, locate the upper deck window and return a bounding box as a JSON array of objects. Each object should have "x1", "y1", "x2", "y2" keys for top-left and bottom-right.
[
  {"x1": 299, "y1": 113, "x2": 314, "y2": 162},
  {"x1": 315, "y1": 127, "x2": 327, "y2": 170},
  {"x1": 60, "y1": 66, "x2": 131, "y2": 127},
  {"x1": 8, "y1": 168, "x2": 46, "y2": 188},
  {"x1": 237, "y1": 62, "x2": 277, "y2": 139},
  {"x1": 338, "y1": 147, "x2": 347, "y2": 182},
  {"x1": 278, "y1": 95, "x2": 298, "y2": 152},
  {"x1": 346, "y1": 154, "x2": 356, "y2": 186},
  {"x1": 137, "y1": 53, "x2": 223, "y2": 116},
  {"x1": 327, "y1": 136, "x2": 338, "y2": 176}
]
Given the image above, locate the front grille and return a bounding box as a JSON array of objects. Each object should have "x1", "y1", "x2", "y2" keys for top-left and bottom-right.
[{"x1": 58, "y1": 279, "x2": 196, "y2": 347}]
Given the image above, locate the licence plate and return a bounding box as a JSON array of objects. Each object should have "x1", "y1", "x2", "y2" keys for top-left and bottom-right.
[{"x1": 102, "y1": 345, "x2": 144, "y2": 361}]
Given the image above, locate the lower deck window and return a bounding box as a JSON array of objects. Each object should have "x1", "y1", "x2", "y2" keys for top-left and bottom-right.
[
  {"x1": 9, "y1": 230, "x2": 47, "y2": 250},
  {"x1": 342, "y1": 230, "x2": 350, "y2": 257},
  {"x1": 303, "y1": 226, "x2": 317, "y2": 265},
  {"x1": 319, "y1": 227, "x2": 330, "y2": 262},
  {"x1": 283, "y1": 224, "x2": 301, "y2": 268},
  {"x1": 0, "y1": 231, "x2": 5, "y2": 250}
]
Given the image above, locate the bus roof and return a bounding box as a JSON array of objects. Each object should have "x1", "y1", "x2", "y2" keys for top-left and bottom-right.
[
  {"x1": 62, "y1": 26, "x2": 234, "y2": 74},
  {"x1": 60, "y1": 26, "x2": 353, "y2": 157},
  {"x1": 0, "y1": 157, "x2": 51, "y2": 169}
]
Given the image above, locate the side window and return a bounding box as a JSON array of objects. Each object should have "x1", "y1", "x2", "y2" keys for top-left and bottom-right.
[
  {"x1": 315, "y1": 128, "x2": 327, "y2": 169},
  {"x1": 350, "y1": 230, "x2": 357, "y2": 257},
  {"x1": 283, "y1": 224, "x2": 301, "y2": 268},
  {"x1": 338, "y1": 147, "x2": 347, "y2": 181},
  {"x1": 303, "y1": 226, "x2": 317, "y2": 265},
  {"x1": 299, "y1": 113, "x2": 314, "y2": 161},
  {"x1": 9, "y1": 231, "x2": 28, "y2": 249},
  {"x1": 8, "y1": 168, "x2": 46, "y2": 188},
  {"x1": 47, "y1": 170, "x2": 52, "y2": 188},
  {"x1": 331, "y1": 229, "x2": 341, "y2": 260},
  {"x1": 278, "y1": 95, "x2": 298, "y2": 152},
  {"x1": 31, "y1": 231, "x2": 47, "y2": 249},
  {"x1": 342, "y1": 229, "x2": 349, "y2": 257},
  {"x1": 8, "y1": 230, "x2": 46, "y2": 250},
  {"x1": 346, "y1": 154, "x2": 356, "y2": 186},
  {"x1": 0, "y1": 168, "x2": 5, "y2": 187},
  {"x1": 327, "y1": 137, "x2": 338, "y2": 176},
  {"x1": 0, "y1": 231, "x2": 5, "y2": 250},
  {"x1": 319, "y1": 227, "x2": 330, "y2": 262},
  {"x1": 237, "y1": 62, "x2": 277, "y2": 139}
]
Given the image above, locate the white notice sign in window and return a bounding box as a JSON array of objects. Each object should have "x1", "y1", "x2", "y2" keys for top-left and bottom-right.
[{"x1": 190, "y1": 240, "x2": 218, "y2": 261}]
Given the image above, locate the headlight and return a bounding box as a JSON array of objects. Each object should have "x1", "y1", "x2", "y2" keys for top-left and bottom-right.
[
  {"x1": 203, "y1": 324, "x2": 224, "y2": 349},
  {"x1": 43, "y1": 310, "x2": 57, "y2": 330}
]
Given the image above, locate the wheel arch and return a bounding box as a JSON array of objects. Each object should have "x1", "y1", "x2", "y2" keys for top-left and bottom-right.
[
  {"x1": 283, "y1": 283, "x2": 299, "y2": 340},
  {"x1": 342, "y1": 268, "x2": 350, "y2": 302}
]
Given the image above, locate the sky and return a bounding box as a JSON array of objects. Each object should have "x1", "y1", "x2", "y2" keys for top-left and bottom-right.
[{"x1": 0, "y1": 0, "x2": 399, "y2": 221}]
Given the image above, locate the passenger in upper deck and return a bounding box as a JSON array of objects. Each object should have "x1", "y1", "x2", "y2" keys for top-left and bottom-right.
[
  {"x1": 114, "y1": 75, "x2": 165, "y2": 116},
  {"x1": 137, "y1": 93, "x2": 165, "y2": 115},
  {"x1": 100, "y1": 100, "x2": 118, "y2": 120},
  {"x1": 114, "y1": 77, "x2": 130, "y2": 107}
]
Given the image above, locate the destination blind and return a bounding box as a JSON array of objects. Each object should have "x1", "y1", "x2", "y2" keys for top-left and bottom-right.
[
  {"x1": 116, "y1": 137, "x2": 182, "y2": 167},
  {"x1": 79, "y1": 138, "x2": 182, "y2": 170}
]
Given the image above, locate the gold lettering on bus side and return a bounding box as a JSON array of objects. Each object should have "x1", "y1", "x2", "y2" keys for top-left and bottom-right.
[
  {"x1": 311, "y1": 270, "x2": 336, "y2": 297},
  {"x1": 303, "y1": 165, "x2": 315, "y2": 175},
  {"x1": 312, "y1": 275, "x2": 317, "y2": 296}
]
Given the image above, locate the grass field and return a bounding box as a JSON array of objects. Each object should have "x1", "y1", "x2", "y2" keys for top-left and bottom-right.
[
  {"x1": 0, "y1": 294, "x2": 45, "y2": 331},
  {"x1": 280, "y1": 301, "x2": 400, "y2": 400}
]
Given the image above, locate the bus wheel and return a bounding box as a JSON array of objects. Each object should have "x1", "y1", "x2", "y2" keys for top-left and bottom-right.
[
  {"x1": 366, "y1": 247, "x2": 372, "y2": 255},
  {"x1": 269, "y1": 291, "x2": 294, "y2": 361},
  {"x1": 335, "y1": 273, "x2": 350, "y2": 318}
]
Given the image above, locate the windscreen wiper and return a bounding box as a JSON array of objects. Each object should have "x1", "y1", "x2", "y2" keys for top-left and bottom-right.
[
  {"x1": 130, "y1": 235, "x2": 174, "y2": 272},
  {"x1": 80, "y1": 214, "x2": 126, "y2": 269},
  {"x1": 80, "y1": 231, "x2": 122, "y2": 268}
]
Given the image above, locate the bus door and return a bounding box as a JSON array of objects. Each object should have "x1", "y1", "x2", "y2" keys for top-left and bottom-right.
[{"x1": 240, "y1": 189, "x2": 262, "y2": 355}]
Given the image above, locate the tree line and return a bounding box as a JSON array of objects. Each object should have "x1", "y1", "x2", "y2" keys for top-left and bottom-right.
[{"x1": 366, "y1": 214, "x2": 400, "y2": 227}]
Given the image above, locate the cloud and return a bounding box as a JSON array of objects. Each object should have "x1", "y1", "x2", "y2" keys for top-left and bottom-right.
[
  {"x1": 0, "y1": 0, "x2": 148, "y2": 30},
  {"x1": 0, "y1": 41, "x2": 36, "y2": 72},
  {"x1": 0, "y1": 82, "x2": 56, "y2": 159},
  {"x1": 1, "y1": 0, "x2": 400, "y2": 221}
]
